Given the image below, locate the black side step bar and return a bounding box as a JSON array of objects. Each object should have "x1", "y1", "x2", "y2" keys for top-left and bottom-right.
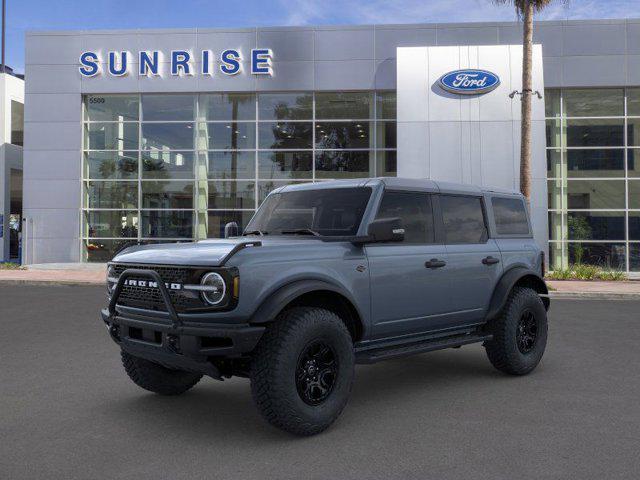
[{"x1": 355, "y1": 333, "x2": 492, "y2": 364}]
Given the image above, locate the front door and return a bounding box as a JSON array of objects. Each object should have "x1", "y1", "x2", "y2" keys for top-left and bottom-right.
[{"x1": 366, "y1": 191, "x2": 452, "y2": 339}]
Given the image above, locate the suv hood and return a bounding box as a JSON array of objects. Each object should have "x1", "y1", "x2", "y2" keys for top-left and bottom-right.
[{"x1": 111, "y1": 237, "x2": 326, "y2": 267}]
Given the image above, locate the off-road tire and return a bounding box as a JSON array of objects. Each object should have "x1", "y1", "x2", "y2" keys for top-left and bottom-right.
[
  {"x1": 250, "y1": 307, "x2": 355, "y2": 436},
  {"x1": 484, "y1": 286, "x2": 548, "y2": 375},
  {"x1": 121, "y1": 351, "x2": 202, "y2": 395}
]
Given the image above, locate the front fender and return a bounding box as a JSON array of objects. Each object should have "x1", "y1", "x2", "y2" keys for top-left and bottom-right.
[
  {"x1": 485, "y1": 267, "x2": 549, "y2": 321},
  {"x1": 249, "y1": 279, "x2": 363, "y2": 325}
]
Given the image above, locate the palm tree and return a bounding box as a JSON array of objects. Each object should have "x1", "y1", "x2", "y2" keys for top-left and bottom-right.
[{"x1": 493, "y1": 0, "x2": 561, "y2": 200}]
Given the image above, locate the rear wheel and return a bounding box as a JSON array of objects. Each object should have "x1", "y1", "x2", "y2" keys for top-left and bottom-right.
[
  {"x1": 484, "y1": 287, "x2": 548, "y2": 375},
  {"x1": 250, "y1": 307, "x2": 355, "y2": 436},
  {"x1": 121, "y1": 351, "x2": 202, "y2": 395}
]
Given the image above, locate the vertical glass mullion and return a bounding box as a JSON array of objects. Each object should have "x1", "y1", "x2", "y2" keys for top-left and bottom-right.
[
  {"x1": 312, "y1": 92, "x2": 316, "y2": 182},
  {"x1": 373, "y1": 92, "x2": 378, "y2": 177},
  {"x1": 624, "y1": 88, "x2": 630, "y2": 273},
  {"x1": 255, "y1": 95, "x2": 259, "y2": 210},
  {"x1": 138, "y1": 94, "x2": 142, "y2": 244}
]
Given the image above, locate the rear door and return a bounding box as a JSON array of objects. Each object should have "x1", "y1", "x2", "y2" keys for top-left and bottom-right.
[
  {"x1": 439, "y1": 194, "x2": 503, "y2": 327},
  {"x1": 365, "y1": 190, "x2": 452, "y2": 339}
]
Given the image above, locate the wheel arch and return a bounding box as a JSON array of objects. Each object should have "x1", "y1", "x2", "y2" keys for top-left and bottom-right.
[
  {"x1": 485, "y1": 267, "x2": 549, "y2": 322},
  {"x1": 250, "y1": 280, "x2": 365, "y2": 342}
]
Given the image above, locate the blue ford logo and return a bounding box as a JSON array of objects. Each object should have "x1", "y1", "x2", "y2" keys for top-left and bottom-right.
[{"x1": 438, "y1": 69, "x2": 500, "y2": 95}]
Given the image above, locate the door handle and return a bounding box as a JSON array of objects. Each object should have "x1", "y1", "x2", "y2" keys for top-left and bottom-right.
[
  {"x1": 425, "y1": 258, "x2": 446, "y2": 269},
  {"x1": 482, "y1": 256, "x2": 500, "y2": 265}
]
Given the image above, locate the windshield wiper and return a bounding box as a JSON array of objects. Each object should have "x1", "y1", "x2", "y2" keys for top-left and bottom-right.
[
  {"x1": 243, "y1": 230, "x2": 268, "y2": 236},
  {"x1": 279, "y1": 228, "x2": 321, "y2": 237}
]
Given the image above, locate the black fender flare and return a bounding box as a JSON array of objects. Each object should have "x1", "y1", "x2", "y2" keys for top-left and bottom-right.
[
  {"x1": 249, "y1": 279, "x2": 364, "y2": 326},
  {"x1": 485, "y1": 267, "x2": 549, "y2": 321}
]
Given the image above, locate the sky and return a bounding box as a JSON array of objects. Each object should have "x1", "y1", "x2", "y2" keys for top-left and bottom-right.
[{"x1": 5, "y1": 0, "x2": 639, "y2": 73}]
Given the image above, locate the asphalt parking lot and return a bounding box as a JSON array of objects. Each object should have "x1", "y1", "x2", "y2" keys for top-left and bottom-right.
[{"x1": 1, "y1": 285, "x2": 639, "y2": 480}]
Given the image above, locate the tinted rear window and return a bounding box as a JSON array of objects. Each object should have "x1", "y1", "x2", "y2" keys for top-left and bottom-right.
[
  {"x1": 441, "y1": 195, "x2": 488, "y2": 244},
  {"x1": 492, "y1": 197, "x2": 530, "y2": 235}
]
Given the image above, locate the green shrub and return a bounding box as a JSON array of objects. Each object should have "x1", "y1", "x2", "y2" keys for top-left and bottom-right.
[
  {"x1": 596, "y1": 270, "x2": 627, "y2": 281},
  {"x1": 0, "y1": 262, "x2": 24, "y2": 270},
  {"x1": 546, "y1": 264, "x2": 627, "y2": 281},
  {"x1": 546, "y1": 268, "x2": 572, "y2": 280},
  {"x1": 573, "y1": 264, "x2": 599, "y2": 280}
]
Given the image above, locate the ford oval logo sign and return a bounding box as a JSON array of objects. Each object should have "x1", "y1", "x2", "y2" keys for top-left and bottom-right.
[{"x1": 438, "y1": 69, "x2": 500, "y2": 95}]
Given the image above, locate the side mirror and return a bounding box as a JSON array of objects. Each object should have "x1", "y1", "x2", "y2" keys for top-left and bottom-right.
[
  {"x1": 224, "y1": 222, "x2": 239, "y2": 238},
  {"x1": 367, "y1": 217, "x2": 405, "y2": 243}
]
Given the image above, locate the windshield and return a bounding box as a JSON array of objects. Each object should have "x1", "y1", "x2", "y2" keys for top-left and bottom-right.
[{"x1": 245, "y1": 187, "x2": 372, "y2": 237}]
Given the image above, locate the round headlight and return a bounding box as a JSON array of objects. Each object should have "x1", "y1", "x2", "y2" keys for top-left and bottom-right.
[{"x1": 201, "y1": 272, "x2": 226, "y2": 305}]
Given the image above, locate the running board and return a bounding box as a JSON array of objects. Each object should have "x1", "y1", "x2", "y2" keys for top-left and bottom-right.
[{"x1": 355, "y1": 333, "x2": 492, "y2": 364}]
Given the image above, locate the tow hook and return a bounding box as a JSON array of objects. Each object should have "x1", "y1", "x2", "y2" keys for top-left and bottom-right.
[
  {"x1": 167, "y1": 334, "x2": 181, "y2": 353},
  {"x1": 108, "y1": 324, "x2": 120, "y2": 342}
]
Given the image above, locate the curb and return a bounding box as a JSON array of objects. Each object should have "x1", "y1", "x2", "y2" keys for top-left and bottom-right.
[
  {"x1": 0, "y1": 279, "x2": 104, "y2": 287},
  {"x1": 547, "y1": 292, "x2": 640, "y2": 301}
]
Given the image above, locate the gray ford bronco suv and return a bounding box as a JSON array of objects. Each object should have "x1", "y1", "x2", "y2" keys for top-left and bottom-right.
[{"x1": 102, "y1": 178, "x2": 550, "y2": 436}]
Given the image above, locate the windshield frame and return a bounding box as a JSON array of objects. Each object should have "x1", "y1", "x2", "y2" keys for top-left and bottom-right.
[{"x1": 244, "y1": 186, "x2": 374, "y2": 238}]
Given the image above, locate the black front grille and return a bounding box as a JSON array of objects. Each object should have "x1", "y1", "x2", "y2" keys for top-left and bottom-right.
[{"x1": 111, "y1": 264, "x2": 203, "y2": 312}]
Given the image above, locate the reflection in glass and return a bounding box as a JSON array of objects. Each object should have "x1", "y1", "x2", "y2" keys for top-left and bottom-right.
[
  {"x1": 199, "y1": 123, "x2": 255, "y2": 150},
  {"x1": 142, "y1": 94, "x2": 195, "y2": 121},
  {"x1": 315, "y1": 151, "x2": 372, "y2": 179},
  {"x1": 204, "y1": 151, "x2": 256, "y2": 179},
  {"x1": 568, "y1": 243, "x2": 626, "y2": 270},
  {"x1": 142, "y1": 151, "x2": 194, "y2": 179},
  {"x1": 628, "y1": 118, "x2": 640, "y2": 146},
  {"x1": 315, "y1": 122, "x2": 371, "y2": 149},
  {"x1": 376, "y1": 151, "x2": 397, "y2": 177},
  {"x1": 566, "y1": 149, "x2": 624, "y2": 178},
  {"x1": 85, "y1": 123, "x2": 139, "y2": 150},
  {"x1": 547, "y1": 179, "x2": 564, "y2": 210},
  {"x1": 566, "y1": 180, "x2": 625, "y2": 209},
  {"x1": 141, "y1": 211, "x2": 193, "y2": 238},
  {"x1": 84, "y1": 210, "x2": 138, "y2": 238},
  {"x1": 376, "y1": 92, "x2": 396, "y2": 119},
  {"x1": 376, "y1": 122, "x2": 396, "y2": 149},
  {"x1": 207, "y1": 211, "x2": 255, "y2": 238},
  {"x1": 208, "y1": 181, "x2": 255, "y2": 209},
  {"x1": 548, "y1": 212, "x2": 565, "y2": 241},
  {"x1": 258, "y1": 152, "x2": 312, "y2": 179},
  {"x1": 259, "y1": 122, "x2": 312, "y2": 149},
  {"x1": 629, "y1": 181, "x2": 640, "y2": 209},
  {"x1": 85, "y1": 95, "x2": 139, "y2": 122},
  {"x1": 141, "y1": 181, "x2": 194, "y2": 209},
  {"x1": 631, "y1": 244, "x2": 640, "y2": 272},
  {"x1": 629, "y1": 149, "x2": 640, "y2": 178},
  {"x1": 566, "y1": 119, "x2": 624, "y2": 147},
  {"x1": 258, "y1": 93, "x2": 312, "y2": 120},
  {"x1": 142, "y1": 123, "x2": 195, "y2": 150},
  {"x1": 258, "y1": 181, "x2": 302, "y2": 203},
  {"x1": 315, "y1": 92, "x2": 373, "y2": 119},
  {"x1": 84, "y1": 239, "x2": 133, "y2": 262},
  {"x1": 546, "y1": 149, "x2": 562, "y2": 178},
  {"x1": 85, "y1": 152, "x2": 138, "y2": 179},
  {"x1": 544, "y1": 89, "x2": 560, "y2": 118},
  {"x1": 200, "y1": 93, "x2": 255, "y2": 121},
  {"x1": 86, "y1": 181, "x2": 138, "y2": 209},
  {"x1": 545, "y1": 119, "x2": 563, "y2": 148},
  {"x1": 628, "y1": 213, "x2": 640, "y2": 241},
  {"x1": 628, "y1": 88, "x2": 640, "y2": 116},
  {"x1": 562, "y1": 89, "x2": 623, "y2": 117},
  {"x1": 567, "y1": 212, "x2": 625, "y2": 241}
]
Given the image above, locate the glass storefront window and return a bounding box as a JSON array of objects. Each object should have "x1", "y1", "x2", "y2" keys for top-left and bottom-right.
[
  {"x1": 315, "y1": 92, "x2": 373, "y2": 119},
  {"x1": 628, "y1": 118, "x2": 640, "y2": 147},
  {"x1": 563, "y1": 89, "x2": 623, "y2": 117},
  {"x1": 548, "y1": 212, "x2": 565, "y2": 242},
  {"x1": 567, "y1": 212, "x2": 625, "y2": 241},
  {"x1": 86, "y1": 181, "x2": 138, "y2": 209},
  {"x1": 315, "y1": 122, "x2": 371, "y2": 149},
  {"x1": 142, "y1": 94, "x2": 195, "y2": 121},
  {"x1": 545, "y1": 119, "x2": 563, "y2": 148},
  {"x1": 258, "y1": 152, "x2": 313, "y2": 179},
  {"x1": 566, "y1": 119, "x2": 624, "y2": 147},
  {"x1": 141, "y1": 181, "x2": 194, "y2": 209},
  {"x1": 82, "y1": 92, "x2": 396, "y2": 261},
  {"x1": 84, "y1": 210, "x2": 138, "y2": 238},
  {"x1": 566, "y1": 180, "x2": 625, "y2": 209},
  {"x1": 547, "y1": 179, "x2": 565, "y2": 210},
  {"x1": 629, "y1": 181, "x2": 640, "y2": 209},
  {"x1": 85, "y1": 122, "x2": 138, "y2": 150},
  {"x1": 142, "y1": 123, "x2": 195, "y2": 150},
  {"x1": 376, "y1": 92, "x2": 396, "y2": 119},
  {"x1": 142, "y1": 151, "x2": 195, "y2": 179},
  {"x1": 630, "y1": 244, "x2": 640, "y2": 272},
  {"x1": 141, "y1": 210, "x2": 193, "y2": 238},
  {"x1": 628, "y1": 88, "x2": 640, "y2": 116},
  {"x1": 208, "y1": 181, "x2": 256, "y2": 209},
  {"x1": 566, "y1": 149, "x2": 624, "y2": 178},
  {"x1": 204, "y1": 151, "x2": 256, "y2": 179},
  {"x1": 544, "y1": 89, "x2": 561, "y2": 118},
  {"x1": 200, "y1": 93, "x2": 255, "y2": 121},
  {"x1": 258, "y1": 93, "x2": 312, "y2": 120},
  {"x1": 547, "y1": 149, "x2": 562, "y2": 178},
  {"x1": 629, "y1": 149, "x2": 640, "y2": 177},
  {"x1": 568, "y1": 243, "x2": 626, "y2": 270},
  {"x1": 84, "y1": 152, "x2": 138, "y2": 180},
  {"x1": 85, "y1": 95, "x2": 139, "y2": 122},
  {"x1": 629, "y1": 213, "x2": 640, "y2": 241},
  {"x1": 259, "y1": 122, "x2": 313, "y2": 149},
  {"x1": 315, "y1": 151, "x2": 372, "y2": 179},
  {"x1": 200, "y1": 122, "x2": 255, "y2": 150}
]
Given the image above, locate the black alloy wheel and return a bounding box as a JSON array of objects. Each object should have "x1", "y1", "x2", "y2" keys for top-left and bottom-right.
[
  {"x1": 295, "y1": 341, "x2": 338, "y2": 406},
  {"x1": 516, "y1": 310, "x2": 538, "y2": 354}
]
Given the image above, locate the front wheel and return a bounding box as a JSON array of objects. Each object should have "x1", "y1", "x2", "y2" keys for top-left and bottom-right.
[
  {"x1": 250, "y1": 307, "x2": 355, "y2": 436},
  {"x1": 484, "y1": 287, "x2": 548, "y2": 375}
]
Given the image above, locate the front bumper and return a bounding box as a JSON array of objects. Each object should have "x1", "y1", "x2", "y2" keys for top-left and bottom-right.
[{"x1": 102, "y1": 267, "x2": 264, "y2": 379}]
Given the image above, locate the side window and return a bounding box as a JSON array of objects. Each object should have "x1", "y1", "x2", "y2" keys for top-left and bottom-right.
[
  {"x1": 375, "y1": 191, "x2": 434, "y2": 244},
  {"x1": 492, "y1": 197, "x2": 530, "y2": 235},
  {"x1": 440, "y1": 195, "x2": 487, "y2": 244}
]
